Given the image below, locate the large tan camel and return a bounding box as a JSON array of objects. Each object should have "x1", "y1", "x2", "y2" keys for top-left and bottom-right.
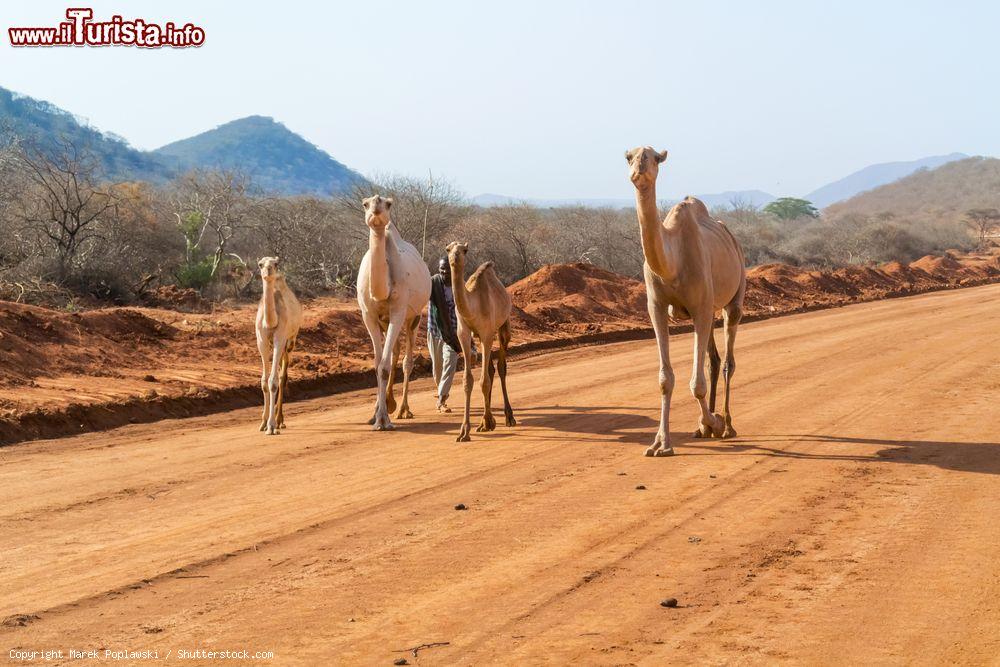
[
  {"x1": 625, "y1": 146, "x2": 747, "y2": 457},
  {"x1": 445, "y1": 242, "x2": 516, "y2": 442},
  {"x1": 357, "y1": 195, "x2": 432, "y2": 430},
  {"x1": 255, "y1": 256, "x2": 303, "y2": 435}
]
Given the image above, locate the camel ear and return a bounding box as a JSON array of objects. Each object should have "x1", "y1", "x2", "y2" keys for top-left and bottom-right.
[
  {"x1": 459, "y1": 242, "x2": 469, "y2": 253},
  {"x1": 384, "y1": 198, "x2": 393, "y2": 210},
  {"x1": 655, "y1": 149, "x2": 668, "y2": 164},
  {"x1": 624, "y1": 149, "x2": 633, "y2": 163},
  {"x1": 274, "y1": 257, "x2": 280, "y2": 266}
]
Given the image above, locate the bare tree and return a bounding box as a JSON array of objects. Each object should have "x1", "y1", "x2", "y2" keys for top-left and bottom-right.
[
  {"x1": 170, "y1": 170, "x2": 257, "y2": 286},
  {"x1": 337, "y1": 173, "x2": 469, "y2": 261},
  {"x1": 13, "y1": 138, "x2": 119, "y2": 282},
  {"x1": 965, "y1": 208, "x2": 1000, "y2": 245}
]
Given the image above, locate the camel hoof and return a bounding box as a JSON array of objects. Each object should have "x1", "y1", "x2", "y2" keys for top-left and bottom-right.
[
  {"x1": 373, "y1": 423, "x2": 395, "y2": 431},
  {"x1": 711, "y1": 413, "x2": 727, "y2": 438},
  {"x1": 258, "y1": 423, "x2": 267, "y2": 432},
  {"x1": 722, "y1": 427, "x2": 738, "y2": 440},
  {"x1": 456, "y1": 433, "x2": 471, "y2": 442},
  {"x1": 396, "y1": 409, "x2": 414, "y2": 420},
  {"x1": 692, "y1": 428, "x2": 707, "y2": 438},
  {"x1": 654, "y1": 447, "x2": 675, "y2": 457},
  {"x1": 505, "y1": 416, "x2": 517, "y2": 427}
]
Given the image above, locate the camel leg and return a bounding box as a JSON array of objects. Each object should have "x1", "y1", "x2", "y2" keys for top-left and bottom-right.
[
  {"x1": 362, "y1": 311, "x2": 384, "y2": 426},
  {"x1": 695, "y1": 330, "x2": 721, "y2": 437},
  {"x1": 277, "y1": 339, "x2": 293, "y2": 429},
  {"x1": 374, "y1": 315, "x2": 405, "y2": 431},
  {"x1": 396, "y1": 319, "x2": 417, "y2": 419},
  {"x1": 691, "y1": 311, "x2": 725, "y2": 438},
  {"x1": 385, "y1": 335, "x2": 399, "y2": 416},
  {"x1": 257, "y1": 336, "x2": 272, "y2": 432},
  {"x1": 477, "y1": 336, "x2": 497, "y2": 432},
  {"x1": 645, "y1": 287, "x2": 674, "y2": 457},
  {"x1": 275, "y1": 349, "x2": 289, "y2": 432},
  {"x1": 265, "y1": 335, "x2": 287, "y2": 435},
  {"x1": 457, "y1": 329, "x2": 475, "y2": 442},
  {"x1": 497, "y1": 320, "x2": 516, "y2": 427},
  {"x1": 720, "y1": 304, "x2": 742, "y2": 439},
  {"x1": 708, "y1": 331, "x2": 720, "y2": 413}
]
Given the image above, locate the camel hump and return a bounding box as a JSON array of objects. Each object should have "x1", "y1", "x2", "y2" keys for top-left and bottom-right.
[
  {"x1": 466, "y1": 261, "x2": 496, "y2": 290},
  {"x1": 681, "y1": 196, "x2": 711, "y2": 217}
]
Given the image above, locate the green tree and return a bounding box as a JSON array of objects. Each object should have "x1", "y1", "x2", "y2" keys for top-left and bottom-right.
[{"x1": 764, "y1": 197, "x2": 819, "y2": 220}]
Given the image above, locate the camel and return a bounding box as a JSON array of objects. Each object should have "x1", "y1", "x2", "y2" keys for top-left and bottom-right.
[
  {"x1": 357, "y1": 195, "x2": 432, "y2": 430},
  {"x1": 255, "y1": 256, "x2": 303, "y2": 435},
  {"x1": 625, "y1": 146, "x2": 747, "y2": 457},
  {"x1": 445, "y1": 242, "x2": 516, "y2": 442}
]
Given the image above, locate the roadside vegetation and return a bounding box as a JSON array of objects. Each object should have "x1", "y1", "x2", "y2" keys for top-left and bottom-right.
[{"x1": 0, "y1": 134, "x2": 979, "y2": 309}]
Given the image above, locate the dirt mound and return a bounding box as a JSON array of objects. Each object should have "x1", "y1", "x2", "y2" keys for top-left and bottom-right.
[
  {"x1": 142, "y1": 285, "x2": 208, "y2": 312},
  {"x1": 508, "y1": 263, "x2": 647, "y2": 334}
]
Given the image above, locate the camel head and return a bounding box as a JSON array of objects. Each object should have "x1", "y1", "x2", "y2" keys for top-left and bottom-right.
[
  {"x1": 446, "y1": 241, "x2": 469, "y2": 271},
  {"x1": 362, "y1": 194, "x2": 393, "y2": 230},
  {"x1": 258, "y1": 256, "x2": 282, "y2": 283},
  {"x1": 625, "y1": 146, "x2": 668, "y2": 189}
]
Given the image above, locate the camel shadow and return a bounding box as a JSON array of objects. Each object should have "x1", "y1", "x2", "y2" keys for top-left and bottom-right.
[
  {"x1": 680, "y1": 433, "x2": 1000, "y2": 476},
  {"x1": 513, "y1": 405, "x2": 664, "y2": 446}
]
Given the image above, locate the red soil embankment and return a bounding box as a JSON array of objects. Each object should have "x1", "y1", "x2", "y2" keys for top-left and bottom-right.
[{"x1": 1, "y1": 246, "x2": 998, "y2": 444}]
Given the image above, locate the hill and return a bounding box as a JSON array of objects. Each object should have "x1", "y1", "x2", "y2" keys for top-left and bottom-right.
[
  {"x1": 825, "y1": 157, "x2": 1000, "y2": 223},
  {"x1": 805, "y1": 153, "x2": 968, "y2": 208},
  {"x1": 0, "y1": 87, "x2": 172, "y2": 183},
  {"x1": 0, "y1": 86, "x2": 363, "y2": 195},
  {"x1": 153, "y1": 116, "x2": 363, "y2": 196}
]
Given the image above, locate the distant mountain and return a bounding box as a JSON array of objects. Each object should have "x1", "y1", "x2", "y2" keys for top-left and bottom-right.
[
  {"x1": 695, "y1": 190, "x2": 776, "y2": 209},
  {"x1": 153, "y1": 116, "x2": 363, "y2": 196},
  {"x1": 0, "y1": 86, "x2": 172, "y2": 183},
  {"x1": 825, "y1": 156, "x2": 1000, "y2": 223},
  {"x1": 0, "y1": 86, "x2": 362, "y2": 195},
  {"x1": 805, "y1": 153, "x2": 968, "y2": 208},
  {"x1": 473, "y1": 189, "x2": 775, "y2": 210}
]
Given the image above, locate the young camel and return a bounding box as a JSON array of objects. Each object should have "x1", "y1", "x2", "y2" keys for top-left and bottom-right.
[
  {"x1": 357, "y1": 195, "x2": 432, "y2": 430},
  {"x1": 446, "y1": 242, "x2": 516, "y2": 442},
  {"x1": 625, "y1": 146, "x2": 747, "y2": 457},
  {"x1": 255, "y1": 256, "x2": 303, "y2": 435}
]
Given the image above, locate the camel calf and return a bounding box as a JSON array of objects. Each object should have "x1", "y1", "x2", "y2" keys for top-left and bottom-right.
[
  {"x1": 255, "y1": 257, "x2": 303, "y2": 435},
  {"x1": 446, "y1": 242, "x2": 516, "y2": 442}
]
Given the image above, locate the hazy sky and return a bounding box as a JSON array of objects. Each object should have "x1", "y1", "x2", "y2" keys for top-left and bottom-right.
[{"x1": 2, "y1": 1, "x2": 997, "y2": 199}]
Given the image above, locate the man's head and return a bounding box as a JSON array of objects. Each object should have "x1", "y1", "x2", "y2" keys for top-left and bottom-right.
[{"x1": 438, "y1": 257, "x2": 450, "y2": 281}]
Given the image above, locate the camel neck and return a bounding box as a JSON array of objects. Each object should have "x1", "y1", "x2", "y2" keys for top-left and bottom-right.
[
  {"x1": 449, "y1": 258, "x2": 472, "y2": 322},
  {"x1": 634, "y1": 183, "x2": 675, "y2": 280},
  {"x1": 368, "y1": 227, "x2": 391, "y2": 301},
  {"x1": 261, "y1": 280, "x2": 279, "y2": 329}
]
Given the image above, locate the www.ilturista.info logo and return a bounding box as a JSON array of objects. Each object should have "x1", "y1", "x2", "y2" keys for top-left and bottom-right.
[{"x1": 9, "y1": 8, "x2": 205, "y2": 48}]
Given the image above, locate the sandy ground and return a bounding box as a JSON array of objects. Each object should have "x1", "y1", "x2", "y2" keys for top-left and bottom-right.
[{"x1": 2, "y1": 283, "x2": 1000, "y2": 665}]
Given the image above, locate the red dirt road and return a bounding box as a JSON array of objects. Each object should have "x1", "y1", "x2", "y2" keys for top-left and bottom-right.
[{"x1": 3, "y1": 284, "x2": 1000, "y2": 665}]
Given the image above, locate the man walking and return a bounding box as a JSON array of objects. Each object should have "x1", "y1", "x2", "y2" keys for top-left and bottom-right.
[{"x1": 428, "y1": 257, "x2": 462, "y2": 412}]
